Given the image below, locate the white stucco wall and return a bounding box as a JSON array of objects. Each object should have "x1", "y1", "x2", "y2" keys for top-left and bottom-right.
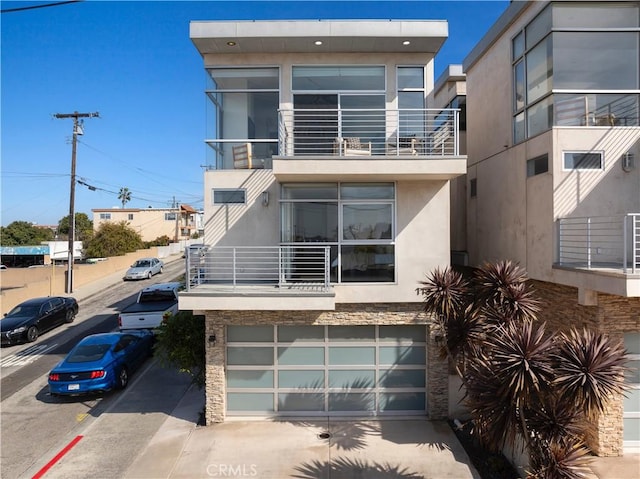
[{"x1": 203, "y1": 170, "x2": 452, "y2": 303}]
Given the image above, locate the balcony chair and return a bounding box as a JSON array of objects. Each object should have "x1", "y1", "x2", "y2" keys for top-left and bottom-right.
[
  {"x1": 387, "y1": 137, "x2": 421, "y2": 156},
  {"x1": 334, "y1": 137, "x2": 372, "y2": 156},
  {"x1": 232, "y1": 143, "x2": 265, "y2": 169}
]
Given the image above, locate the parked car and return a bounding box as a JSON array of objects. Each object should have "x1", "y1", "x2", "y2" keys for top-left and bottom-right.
[
  {"x1": 48, "y1": 330, "x2": 154, "y2": 396},
  {"x1": 123, "y1": 257, "x2": 163, "y2": 280},
  {"x1": 1, "y1": 296, "x2": 79, "y2": 345},
  {"x1": 118, "y1": 282, "x2": 181, "y2": 332}
]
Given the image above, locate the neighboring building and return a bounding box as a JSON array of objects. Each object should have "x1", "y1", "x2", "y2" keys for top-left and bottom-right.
[
  {"x1": 91, "y1": 205, "x2": 202, "y2": 242},
  {"x1": 183, "y1": 20, "x2": 466, "y2": 424},
  {"x1": 431, "y1": 65, "x2": 467, "y2": 264},
  {"x1": 463, "y1": 1, "x2": 640, "y2": 455}
]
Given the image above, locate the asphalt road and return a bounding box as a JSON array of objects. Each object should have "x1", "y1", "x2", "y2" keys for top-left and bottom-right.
[{"x1": 0, "y1": 260, "x2": 195, "y2": 479}]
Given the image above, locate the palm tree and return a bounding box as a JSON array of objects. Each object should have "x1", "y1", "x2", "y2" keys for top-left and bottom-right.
[
  {"x1": 118, "y1": 187, "x2": 131, "y2": 208},
  {"x1": 417, "y1": 261, "x2": 628, "y2": 478}
]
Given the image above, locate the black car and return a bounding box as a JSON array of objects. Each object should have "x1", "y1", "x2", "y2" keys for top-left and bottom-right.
[{"x1": 1, "y1": 297, "x2": 79, "y2": 345}]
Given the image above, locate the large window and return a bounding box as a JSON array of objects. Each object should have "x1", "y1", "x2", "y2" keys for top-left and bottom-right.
[
  {"x1": 292, "y1": 66, "x2": 386, "y2": 155},
  {"x1": 512, "y1": 3, "x2": 640, "y2": 142},
  {"x1": 280, "y1": 183, "x2": 395, "y2": 283},
  {"x1": 205, "y1": 67, "x2": 279, "y2": 168}
]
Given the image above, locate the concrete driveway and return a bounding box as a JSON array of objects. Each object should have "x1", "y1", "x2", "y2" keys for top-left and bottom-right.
[{"x1": 160, "y1": 418, "x2": 480, "y2": 479}]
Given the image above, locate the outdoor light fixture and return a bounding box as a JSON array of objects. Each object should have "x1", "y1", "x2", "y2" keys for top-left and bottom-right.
[
  {"x1": 315, "y1": 41, "x2": 323, "y2": 45},
  {"x1": 262, "y1": 191, "x2": 269, "y2": 206},
  {"x1": 402, "y1": 41, "x2": 411, "y2": 45},
  {"x1": 208, "y1": 334, "x2": 217, "y2": 345},
  {"x1": 226, "y1": 41, "x2": 237, "y2": 46},
  {"x1": 622, "y1": 151, "x2": 635, "y2": 172}
]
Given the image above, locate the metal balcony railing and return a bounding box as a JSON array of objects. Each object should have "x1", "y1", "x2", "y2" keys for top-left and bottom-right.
[
  {"x1": 185, "y1": 245, "x2": 331, "y2": 292},
  {"x1": 557, "y1": 214, "x2": 640, "y2": 274},
  {"x1": 278, "y1": 108, "x2": 460, "y2": 157}
]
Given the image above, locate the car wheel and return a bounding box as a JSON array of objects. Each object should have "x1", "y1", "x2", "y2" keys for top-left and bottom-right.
[
  {"x1": 147, "y1": 271, "x2": 152, "y2": 279},
  {"x1": 159, "y1": 266, "x2": 163, "y2": 274},
  {"x1": 117, "y1": 367, "x2": 129, "y2": 389},
  {"x1": 26, "y1": 326, "x2": 39, "y2": 342},
  {"x1": 65, "y1": 310, "x2": 75, "y2": 323}
]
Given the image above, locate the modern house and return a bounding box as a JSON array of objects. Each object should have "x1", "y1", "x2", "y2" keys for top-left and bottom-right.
[
  {"x1": 182, "y1": 20, "x2": 466, "y2": 424},
  {"x1": 91, "y1": 204, "x2": 202, "y2": 242},
  {"x1": 462, "y1": 1, "x2": 640, "y2": 456}
]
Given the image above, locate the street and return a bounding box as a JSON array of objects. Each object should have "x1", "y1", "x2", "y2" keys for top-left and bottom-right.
[{"x1": 0, "y1": 260, "x2": 196, "y2": 479}]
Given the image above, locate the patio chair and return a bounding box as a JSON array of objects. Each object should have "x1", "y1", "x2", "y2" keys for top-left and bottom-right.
[
  {"x1": 387, "y1": 137, "x2": 421, "y2": 156},
  {"x1": 232, "y1": 143, "x2": 265, "y2": 169},
  {"x1": 334, "y1": 137, "x2": 372, "y2": 156}
]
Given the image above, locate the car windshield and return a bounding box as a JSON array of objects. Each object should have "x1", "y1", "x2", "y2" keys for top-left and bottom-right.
[
  {"x1": 67, "y1": 344, "x2": 111, "y2": 363},
  {"x1": 7, "y1": 304, "x2": 40, "y2": 316},
  {"x1": 134, "y1": 260, "x2": 150, "y2": 268}
]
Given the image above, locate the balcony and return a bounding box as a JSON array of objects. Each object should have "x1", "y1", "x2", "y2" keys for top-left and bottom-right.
[
  {"x1": 274, "y1": 107, "x2": 465, "y2": 181},
  {"x1": 277, "y1": 108, "x2": 460, "y2": 157},
  {"x1": 206, "y1": 108, "x2": 466, "y2": 180},
  {"x1": 179, "y1": 245, "x2": 336, "y2": 311},
  {"x1": 556, "y1": 214, "x2": 640, "y2": 297}
]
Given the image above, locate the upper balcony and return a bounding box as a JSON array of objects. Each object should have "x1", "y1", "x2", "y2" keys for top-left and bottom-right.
[
  {"x1": 556, "y1": 213, "x2": 640, "y2": 297},
  {"x1": 207, "y1": 107, "x2": 466, "y2": 181}
]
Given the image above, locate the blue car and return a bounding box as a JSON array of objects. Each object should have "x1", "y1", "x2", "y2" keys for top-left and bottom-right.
[{"x1": 48, "y1": 331, "x2": 154, "y2": 396}]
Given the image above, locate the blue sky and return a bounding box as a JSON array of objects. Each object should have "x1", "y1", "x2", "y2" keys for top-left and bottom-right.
[{"x1": 1, "y1": 0, "x2": 508, "y2": 227}]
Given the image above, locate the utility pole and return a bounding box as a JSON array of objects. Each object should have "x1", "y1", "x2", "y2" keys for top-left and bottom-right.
[
  {"x1": 172, "y1": 196, "x2": 180, "y2": 243},
  {"x1": 54, "y1": 111, "x2": 99, "y2": 293}
]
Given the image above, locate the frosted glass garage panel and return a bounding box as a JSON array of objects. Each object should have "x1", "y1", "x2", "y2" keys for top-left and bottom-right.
[
  {"x1": 227, "y1": 347, "x2": 274, "y2": 365},
  {"x1": 329, "y1": 347, "x2": 375, "y2": 365},
  {"x1": 379, "y1": 369, "x2": 425, "y2": 388},
  {"x1": 278, "y1": 393, "x2": 325, "y2": 412},
  {"x1": 328, "y1": 370, "x2": 375, "y2": 389},
  {"x1": 278, "y1": 325, "x2": 324, "y2": 342},
  {"x1": 379, "y1": 326, "x2": 425, "y2": 342},
  {"x1": 278, "y1": 370, "x2": 325, "y2": 389},
  {"x1": 379, "y1": 346, "x2": 425, "y2": 365},
  {"x1": 329, "y1": 392, "x2": 374, "y2": 411},
  {"x1": 227, "y1": 393, "x2": 274, "y2": 411},
  {"x1": 380, "y1": 393, "x2": 426, "y2": 411},
  {"x1": 227, "y1": 370, "x2": 274, "y2": 388},
  {"x1": 624, "y1": 389, "x2": 640, "y2": 412},
  {"x1": 624, "y1": 418, "x2": 640, "y2": 441},
  {"x1": 627, "y1": 360, "x2": 640, "y2": 383},
  {"x1": 278, "y1": 347, "x2": 324, "y2": 365},
  {"x1": 328, "y1": 326, "x2": 375, "y2": 341},
  {"x1": 227, "y1": 326, "x2": 273, "y2": 342}
]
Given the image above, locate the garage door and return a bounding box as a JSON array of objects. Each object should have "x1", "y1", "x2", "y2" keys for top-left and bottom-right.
[{"x1": 226, "y1": 325, "x2": 427, "y2": 416}]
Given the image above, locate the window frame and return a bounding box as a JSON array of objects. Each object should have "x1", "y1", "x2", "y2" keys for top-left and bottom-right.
[
  {"x1": 212, "y1": 188, "x2": 247, "y2": 205},
  {"x1": 562, "y1": 151, "x2": 604, "y2": 171},
  {"x1": 280, "y1": 182, "x2": 396, "y2": 284}
]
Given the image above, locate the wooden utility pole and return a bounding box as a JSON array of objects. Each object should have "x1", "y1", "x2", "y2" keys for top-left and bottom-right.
[{"x1": 54, "y1": 111, "x2": 99, "y2": 293}]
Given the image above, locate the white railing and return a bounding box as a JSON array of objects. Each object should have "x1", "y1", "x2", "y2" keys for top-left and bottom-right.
[
  {"x1": 557, "y1": 214, "x2": 640, "y2": 274},
  {"x1": 278, "y1": 108, "x2": 459, "y2": 157},
  {"x1": 185, "y1": 245, "x2": 331, "y2": 291}
]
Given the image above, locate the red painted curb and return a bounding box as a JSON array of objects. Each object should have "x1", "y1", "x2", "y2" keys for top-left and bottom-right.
[{"x1": 32, "y1": 435, "x2": 83, "y2": 479}]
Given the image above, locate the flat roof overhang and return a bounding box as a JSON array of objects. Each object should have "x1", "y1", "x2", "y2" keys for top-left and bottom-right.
[
  {"x1": 190, "y1": 20, "x2": 448, "y2": 55},
  {"x1": 272, "y1": 157, "x2": 467, "y2": 181},
  {"x1": 179, "y1": 290, "x2": 336, "y2": 311}
]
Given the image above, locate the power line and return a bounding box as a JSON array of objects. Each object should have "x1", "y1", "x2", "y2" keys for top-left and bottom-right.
[{"x1": 1, "y1": 0, "x2": 83, "y2": 13}]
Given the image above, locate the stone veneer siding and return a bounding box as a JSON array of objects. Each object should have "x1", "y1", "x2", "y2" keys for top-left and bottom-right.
[
  {"x1": 203, "y1": 302, "x2": 449, "y2": 424},
  {"x1": 530, "y1": 279, "x2": 640, "y2": 456}
]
